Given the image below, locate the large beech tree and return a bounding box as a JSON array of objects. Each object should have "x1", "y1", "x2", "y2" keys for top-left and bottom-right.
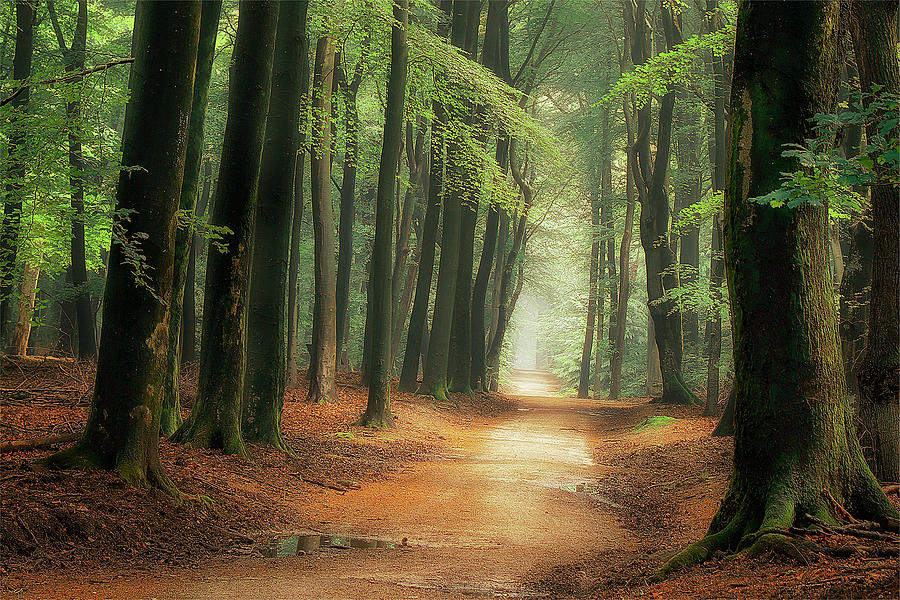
[
  {"x1": 242, "y1": 0, "x2": 309, "y2": 450},
  {"x1": 44, "y1": 1, "x2": 202, "y2": 491},
  {"x1": 358, "y1": 0, "x2": 408, "y2": 428},
  {"x1": 171, "y1": 0, "x2": 279, "y2": 456},
  {"x1": 662, "y1": 0, "x2": 898, "y2": 575}
]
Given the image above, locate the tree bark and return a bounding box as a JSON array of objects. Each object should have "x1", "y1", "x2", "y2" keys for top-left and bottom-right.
[
  {"x1": 1, "y1": 0, "x2": 36, "y2": 347},
  {"x1": 183, "y1": 160, "x2": 212, "y2": 366},
  {"x1": 630, "y1": 0, "x2": 700, "y2": 405},
  {"x1": 357, "y1": 0, "x2": 407, "y2": 427},
  {"x1": 306, "y1": 34, "x2": 339, "y2": 403},
  {"x1": 160, "y1": 0, "x2": 221, "y2": 437},
  {"x1": 335, "y1": 51, "x2": 363, "y2": 369},
  {"x1": 849, "y1": 0, "x2": 900, "y2": 484},
  {"x1": 44, "y1": 0, "x2": 202, "y2": 493},
  {"x1": 242, "y1": 0, "x2": 308, "y2": 451},
  {"x1": 285, "y1": 26, "x2": 312, "y2": 389},
  {"x1": 578, "y1": 187, "x2": 601, "y2": 399},
  {"x1": 171, "y1": 0, "x2": 278, "y2": 455},
  {"x1": 662, "y1": 0, "x2": 897, "y2": 575},
  {"x1": 10, "y1": 261, "x2": 39, "y2": 356}
]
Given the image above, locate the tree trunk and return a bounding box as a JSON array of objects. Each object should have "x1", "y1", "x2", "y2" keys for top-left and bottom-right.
[
  {"x1": 171, "y1": 0, "x2": 279, "y2": 455},
  {"x1": 307, "y1": 34, "x2": 339, "y2": 403},
  {"x1": 10, "y1": 261, "x2": 39, "y2": 356},
  {"x1": 44, "y1": 1, "x2": 202, "y2": 493},
  {"x1": 646, "y1": 312, "x2": 662, "y2": 397},
  {"x1": 630, "y1": 1, "x2": 699, "y2": 405},
  {"x1": 183, "y1": 160, "x2": 213, "y2": 366},
  {"x1": 578, "y1": 187, "x2": 600, "y2": 399},
  {"x1": 674, "y1": 101, "x2": 701, "y2": 353},
  {"x1": 242, "y1": 0, "x2": 308, "y2": 451},
  {"x1": 662, "y1": 1, "x2": 897, "y2": 575},
  {"x1": 160, "y1": 0, "x2": 222, "y2": 437},
  {"x1": 849, "y1": 0, "x2": 900, "y2": 484},
  {"x1": 1, "y1": 0, "x2": 35, "y2": 347},
  {"x1": 335, "y1": 52, "x2": 362, "y2": 369},
  {"x1": 48, "y1": 0, "x2": 97, "y2": 361},
  {"x1": 285, "y1": 28, "x2": 312, "y2": 389},
  {"x1": 357, "y1": 0, "x2": 407, "y2": 427},
  {"x1": 398, "y1": 113, "x2": 445, "y2": 392}
]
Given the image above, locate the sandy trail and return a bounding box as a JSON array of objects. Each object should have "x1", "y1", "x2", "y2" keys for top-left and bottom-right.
[{"x1": 21, "y1": 370, "x2": 631, "y2": 599}]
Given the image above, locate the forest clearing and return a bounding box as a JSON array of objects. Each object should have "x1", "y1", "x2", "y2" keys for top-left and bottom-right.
[{"x1": 1, "y1": 0, "x2": 899, "y2": 597}]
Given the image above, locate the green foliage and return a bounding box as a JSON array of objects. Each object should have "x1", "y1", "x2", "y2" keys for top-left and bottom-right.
[
  {"x1": 751, "y1": 90, "x2": 899, "y2": 216},
  {"x1": 633, "y1": 415, "x2": 678, "y2": 431}
]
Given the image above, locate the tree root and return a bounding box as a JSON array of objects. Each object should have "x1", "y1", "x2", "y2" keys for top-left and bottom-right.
[{"x1": 354, "y1": 410, "x2": 395, "y2": 429}]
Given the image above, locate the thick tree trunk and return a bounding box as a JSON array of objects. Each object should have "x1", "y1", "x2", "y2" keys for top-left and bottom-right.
[
  {"x1": 578, "y1": 188, "x2": 601, "y2": 399},
  {"x1": 171, "y1": 0, "x2": 278, "y2": 455},
  {"x1": 674, "y1": 101, "x2": 701, "y2": 353},
  {"x1": 45, "y1": 1, "x2": 202, "y2": 493},
  {"x1": 307, "y1": 34, "x2": 339, "y2": 403},
  {"x1": 1, "y1": 0, "x2": 35, "y2": 347},
  {"x1": 849, "y1": 0, "x2": 900, "y2": 484},
  {"x1": 662, "y1": 1, "x2": 897, "y2": 575},
  {"x1": 242, "y1": 0, "x2": 308, "y2": 451},
  {"x1": 285, "y1": 30, "x2": 312, "y2": 389},
  {"x1": 160, "y1": 0, "x2": 221, "y2": 437},
  {"x1": 357, "y1": 0, "x2": 407, "y2": 427}
]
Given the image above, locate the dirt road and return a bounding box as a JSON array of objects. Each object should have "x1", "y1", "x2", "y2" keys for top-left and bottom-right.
[{"x1": 19, "y1": 370, "x2": 631, "y2": 599}]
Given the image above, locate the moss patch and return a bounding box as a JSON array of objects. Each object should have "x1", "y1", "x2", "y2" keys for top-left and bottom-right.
[{"x1": 633, "y1": 415, "x2": 678, "y2": 432}]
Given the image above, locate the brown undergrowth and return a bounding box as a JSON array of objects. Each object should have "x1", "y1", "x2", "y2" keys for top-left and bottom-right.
[{"x1": 0, "y1": 357, "x2": 516, "y2": 581}]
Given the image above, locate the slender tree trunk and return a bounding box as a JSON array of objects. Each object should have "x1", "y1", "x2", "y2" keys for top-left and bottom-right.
[
  {"x1": 48, "y1": 0, "x2": 97, "y2": 360},
  {"x1": 10, "y1": 261, "x2": 39, "y2": 356},
  {"x1": 849, "y1": 0, "x2": 900, "y2": 483},
  {"x1": 183, "y1": 160, "x2": 212, "y2": 365},
  {"x1": 357, "y1": 0, "x2": 407, "y2": 427},
  {"x1": 578, "y1": 188, "x2": 600, "y2": 399},
  {"x1": 335, "y1": 52, "x2": 362, "y2": 369},
  {"x1": 1, "y1": 0, "x2": 35, "y2": 347},
  {"x1": 171, "y1": 0, "x2": 279, "y2": 455},
  {"x1": 398, "y1": 113, "x2": 444, "y2": 392},
  {"x1": 286, "y1": 29, "x2": 312, "y2": 389},
  {"x1": 307, "y1": 33, "x2": 339, "y2": 403},
  {"x1": 488, "y1": 209, "x2": 509, "y2": 350},
  {"x1": 160, "y1": 0, "x2": 222, "y2": 437},
  {"x1": 44, "y1": 1, "x2": 202, "y2": 493},
  {"x1": 662, "y1": 1, "x2": 897, "y2": 575},
  {"x1": 674, "y1": 101, "x2": 701, "y2": 353},
  {"x1": 242, "y1": 0, "x2": 308, "y2": 451},
  {"x1": 630, "y1": 1, "x2": 699, "y2": 405}
]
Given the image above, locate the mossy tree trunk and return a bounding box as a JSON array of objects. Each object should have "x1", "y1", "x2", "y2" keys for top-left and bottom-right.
[
  {"x1": 307, "y1": 33, "x2": 339, "y2": 403},
  {"x1": 662, "y1": 0, "x2": 898, "y2": 576},
  {"x1": 48, "y1": 0, "x2": 97, "y2": 361},
  {"x1": 849, "y1": 0, "x2": 900, "y2": 483},
  {"x1": 160, "y1": 0, "x2": 221, "y2": 437},
  {"x1": 171, "y1": 0, "x2": 279, "y2": 456},
  {"x1": 1, "y1": 0, "x2": 35, "y2": 348},
  {"x1": 357, "y1": 0, "x2": 407, "y2": 428},
  {"x1": 44, "y1": 0, "x2": 202, "y2": 493},
  {"x1": 242, "y1": 0, "x2": 308, "y2": 451}
]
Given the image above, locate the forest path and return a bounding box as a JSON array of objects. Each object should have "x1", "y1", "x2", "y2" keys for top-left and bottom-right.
[{"x1": 25, "y1": 370, "x2": 634, "y2": 599}]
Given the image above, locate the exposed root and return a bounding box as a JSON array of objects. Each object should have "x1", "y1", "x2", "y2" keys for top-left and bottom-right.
[{"x1": 354, "y1": 409, "x2": 395, "y2": 429}]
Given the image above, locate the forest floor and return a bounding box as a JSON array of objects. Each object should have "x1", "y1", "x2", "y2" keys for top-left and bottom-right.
[{"x1": 1, "y1": 356, "x2": 898, "y2": 599}]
